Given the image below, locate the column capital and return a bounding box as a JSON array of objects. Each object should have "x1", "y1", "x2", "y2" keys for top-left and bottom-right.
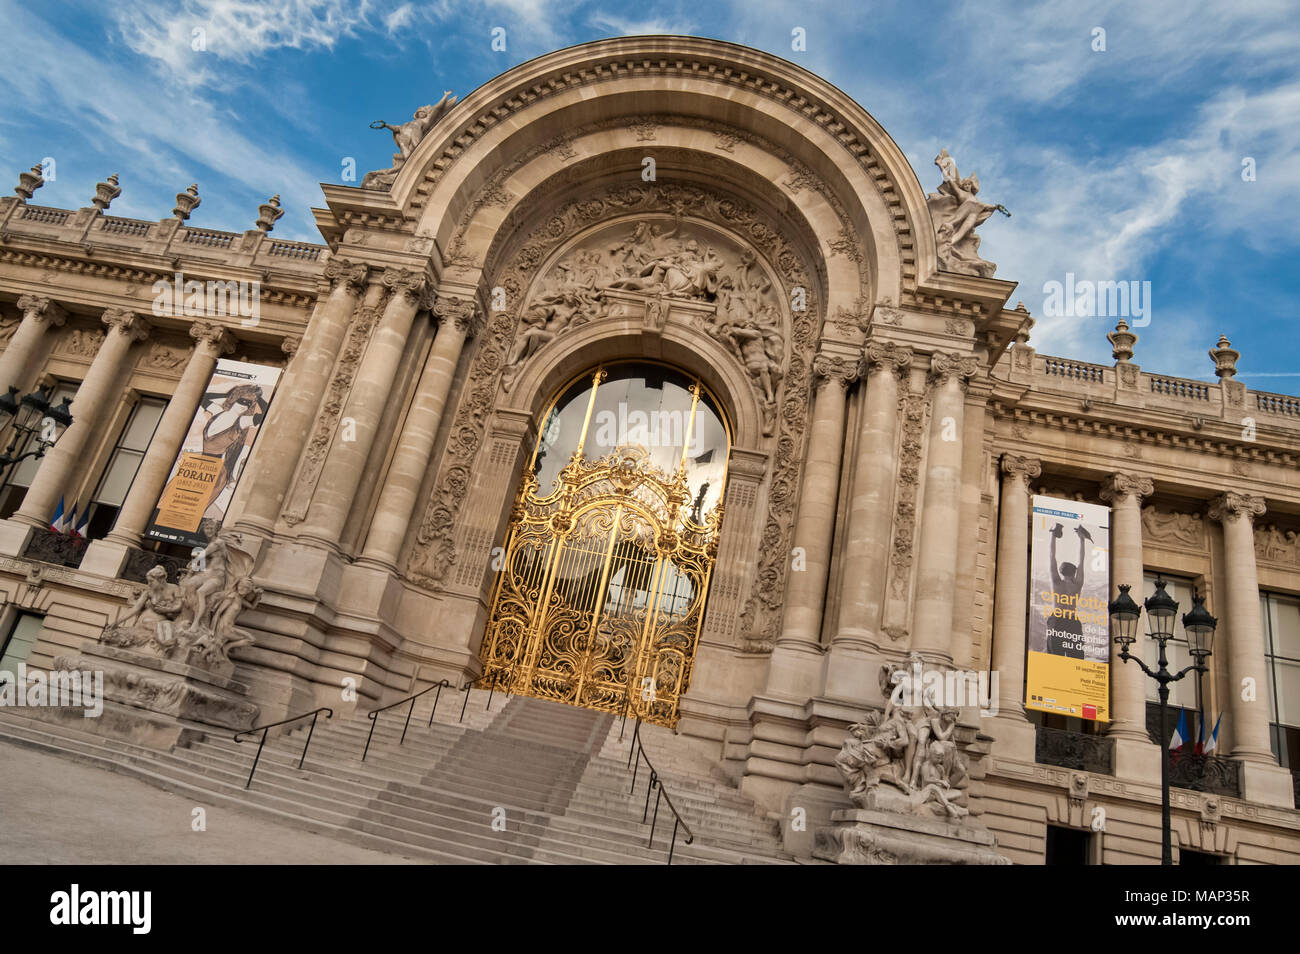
[
  {"x1": 382, "y1": 267, "x2": 428, "y2": 304},
  {"x1": 1208, "y1": 491, "x2": 1266, "y2": 525},
  {"x1": 1001, "y1": 453, "x2": 1042, "y2": 483},
  {"x1": 102, "y1": 308, "x2": 150, "y2": 341},
  {"x1": 434, "y1": 294, "x2": 478, "y2": 334},
  {"x1": 280, "y1": 335, "x2": 301, "y2": 358},
  {"x1": 323, "y1": 257, "x2": 369, "y2": 293},
  {"x1": 859, "y1": 339, "x2": 913, "y2": 379},
  {"x1": 927, "y1": 351, "x2": 979, "y2": 389},
  {"x1": 188, "y1": 320, "x2": 235, "y2": 356},
  {"x1": 812, "y1": 351, "x2": 859, "y2": 390},
  {"x1": 1100, "y1": 472, "x2": 1154, "y2": 504},
  {"x1": 16, "y1": 295, "x2": 66, "y2": 327}
]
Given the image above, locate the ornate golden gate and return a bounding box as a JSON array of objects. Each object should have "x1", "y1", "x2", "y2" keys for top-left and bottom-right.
[{"x1": 478, "y1": 364, "x2": 728, "y2": 727}]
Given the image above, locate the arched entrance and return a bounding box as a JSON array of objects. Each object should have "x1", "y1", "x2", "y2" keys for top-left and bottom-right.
[{"x1": 478, "y1": 361, "x2": 731, "y2": 727}]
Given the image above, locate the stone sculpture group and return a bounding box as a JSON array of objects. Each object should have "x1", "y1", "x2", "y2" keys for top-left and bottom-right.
[
  {"x1": 926, "y1": 149, "x2": 1008, "y2": 279},
  {"x1": 834, "y1": 654, "x2": 973, "y2": 819},
  {"x1": 102, "y1": 529, "x2": 261, "y2": 674}
]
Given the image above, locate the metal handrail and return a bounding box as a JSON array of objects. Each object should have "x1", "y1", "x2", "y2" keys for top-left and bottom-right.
[
  {"x1": 361, "y1": 680, "x2": 451, "y2": 761},
  {"x1": 233, "y1": 707, "x2": 333, "y2": 789},
  {"x1": 625, "y1": 709, "x2": 695, "y2": 865},
  {"x1": 457, "y1": 667, "x2": 507, "y2": 724}
]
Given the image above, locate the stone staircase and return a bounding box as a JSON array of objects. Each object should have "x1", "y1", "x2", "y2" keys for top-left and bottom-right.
[{"x1": 0, "y1": 691, "x2": 796, "y2": 865}]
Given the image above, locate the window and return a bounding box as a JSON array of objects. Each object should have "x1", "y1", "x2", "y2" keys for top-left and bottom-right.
[
  {"x1": 1045, "y1": 825, "x2": 1094, "y2": 865},
  {"x1": 0, "y1": 383, "x2": 78, "y2": 519},
  {"x1": 0, "y1": 611, "x2": 44, "y2": 677},
  {"x1": 1142, "y1": 573, "x2": 1203, "y2": 745},
  {"x1": 82, "y1": 397, "x2": 166, "y2": 540},
  {"x1": 1179, "y1": 849, "x2": 1224, "y2": 865},
  {"x1": 1261, "y1": 591, "x2": 1300, "y2": 769}
]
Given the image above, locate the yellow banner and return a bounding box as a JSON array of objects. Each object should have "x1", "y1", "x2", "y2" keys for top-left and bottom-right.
[
  {"x1": 154, "y1": 452, "x2": 224, "y2": 534},
  {"x1": 1026, "y1": 650, "x2": 1110, "y2": 721}
]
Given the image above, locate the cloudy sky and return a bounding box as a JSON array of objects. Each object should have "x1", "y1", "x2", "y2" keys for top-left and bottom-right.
[{"x1": 3, "y1": 0, "x2": 1297, "y2": 387}]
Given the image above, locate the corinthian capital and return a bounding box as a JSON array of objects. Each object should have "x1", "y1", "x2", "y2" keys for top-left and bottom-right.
[
  {"x1": 16, "y1": 295, "x2": 66, "y2": 328},
  {"x1": 860, "y1": 340, "x2": 913, "y2": 379},
  {"x1": 812, "y1": 352, "x2": 859, "y2": 390},
  {"x1": 434, "y1": 295, "x2": 478, "y2": 334},
  {"x1": 102, "y1": 308, "x2": 150, "y2": 341},
  {"x1": 383, "y1": 267, "x2": 428, "y2": 304},
  {"x1": 323, "y1": 257, "x2": 369, "y2": 293},
  {"x1": 927, "y1": 351, "x2": 979, "y2": 389},
  {"x1": 1001, "y1": 454, "x2": 1042, "y2": 483},
  {"x1": 189, "y1": 320, "x2": 234, "y2": 355},
  {"x1": 1100, "y1": 472, "x2": 1154, "y2": 505},
  {"x1": 1208, "y1": 491, "x2": 1266, "y2": 525}
]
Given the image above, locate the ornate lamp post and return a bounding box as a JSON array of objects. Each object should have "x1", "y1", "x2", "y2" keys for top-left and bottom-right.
[
  {"x1": 1109, "y1": 579, "x2": 1217, "y2": 865},
  {"x1": 0, "y1": 384, "x2": 74, "y2": 488}
]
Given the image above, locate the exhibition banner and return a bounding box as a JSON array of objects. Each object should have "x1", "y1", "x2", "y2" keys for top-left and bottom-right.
[
  {"x1": 144, "y1": 359, "x2": 280, "y2": 549},
  {"x1": 1025, "y1": 494, "x2": 1111, "y2": 721}
]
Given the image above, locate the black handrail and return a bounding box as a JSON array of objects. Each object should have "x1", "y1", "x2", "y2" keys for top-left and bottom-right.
[
  {"x1": 234, "y1": 707, "x2": 333, "y2": 789},
  {"x1": 457, "y1": 667, "x2": 507, "y2": 723},
  {"x1": 361, "y1": 679, "x2": 452, "y2": 761},
  {"x1": 625, "y1": 713, "x2": 694, "y2": 864}
]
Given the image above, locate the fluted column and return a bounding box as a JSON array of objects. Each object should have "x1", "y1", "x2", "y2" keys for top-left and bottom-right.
[
  {"x1": 0, "y1": 296, "x2": 66, "y2": 394},
  {"x1": 910, "y1": 352, "x2": 978, "y2": 662},
  {"x1": 824, "y1": 341, "x2": 911, "y2": 703},
  {"x1": 13, "y1": 309, "x2": 149, "y2": 528},
  {"x1": 1209, "y1": 492, "x2": 1275, "y2": 763},
  {"x1": 235, "y1": 257, "x2": 368, "y2": 534},
  {"x1": 358, "y1": 295, "x2": 475, "y2": 570},
  {"x1": 991, "y1": 454, "x2": 1041, "y2": 719},
  {"x1": 764, "y1": 350, "x2": 857, "y2": 699},
  {"x1": 297, "y1": 268, "x2": 428, "y2": 547},
  {"x1": 1100, "y1": 472, "x2": 1155, "y2": 741},
  {"x1": 104, "y1": 322, "x2": 233, "y2": 547}
]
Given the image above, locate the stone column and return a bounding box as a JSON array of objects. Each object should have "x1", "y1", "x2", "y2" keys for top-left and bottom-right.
[
  {"x1": 296, "y1": 268, "x2": 428, "y2": 548},
  {"x1": 1209, "y1": 492, "x2": 1274, "y2": 763},
  {"x1": 13, "y1": 308, "x2": 149, "y2": 528},
  {"x1": 103, "y1": 322, "x2": 233, "y2": 547},
  {"x1": 234, "y1": 257, "x2": 368, "y2": 534},
  {"x1": 823, "y1": 341, "x2": 911, "y2": 704},
  {"x1": 0, "y1": 296, "x2": 66, "y2": 393},
  {"x1": 991, "y1": 454, "x2": 1041, "y2": 724},
  {"x1": 910, "y1": 352, "x2": 978, "y2": 662},
  {"x1": 358, "y1": 295, "x2": 475, "y2": 570},
  {"x1": 763, "y1": 350, "x2": 857, "y2": 700},
  {"x1": 1100, "y1": 473, "x2": 1155, "y2": 743}
]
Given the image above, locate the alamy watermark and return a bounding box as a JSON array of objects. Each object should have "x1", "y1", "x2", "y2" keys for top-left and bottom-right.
[
  {"x1": 152, "y1": 271, "x2": 260, "y2": 325},
  {"x1": 1041, "y1": 272, "x2": 1151, "y2": 327},
  {"x1": 0, "y1": 664, "x2": 103, "y2": 717},
  {"x1": 890, "y1": 659, "x2": 1000, "y2": 717}
]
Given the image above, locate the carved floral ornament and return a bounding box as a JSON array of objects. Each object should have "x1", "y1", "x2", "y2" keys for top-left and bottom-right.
[{"x1": 404, "y1": 180, "x2": 826, "y2": 652}]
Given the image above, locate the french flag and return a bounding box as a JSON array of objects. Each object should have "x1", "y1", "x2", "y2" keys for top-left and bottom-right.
[
  {"x1": 1204, "y1": 713, "x2": 1222, "y2": 755},
  {"x1": 49, "y1": 497, "x2": 65, "y2": 533},
  {"x1": 1170, "y1": 710, "x2": 1190, "y2": 756}
]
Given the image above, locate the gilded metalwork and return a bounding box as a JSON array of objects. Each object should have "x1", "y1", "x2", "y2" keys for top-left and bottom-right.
[{"x1": 479, "y1": 365, "x2": 726, "y2": 727}]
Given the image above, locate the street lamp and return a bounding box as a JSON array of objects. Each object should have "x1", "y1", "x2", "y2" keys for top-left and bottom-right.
[
  {"x1": 1110, "y1": 578, "x2": 1217, "y2": 865},
  {"x1": 0, "y1": 384, "x2": 74, "y2": 490}
]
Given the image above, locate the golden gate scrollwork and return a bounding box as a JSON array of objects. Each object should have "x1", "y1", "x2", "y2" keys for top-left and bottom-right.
[{"x1": 478, "y1": 363, "x2": 729, "y2": 727}]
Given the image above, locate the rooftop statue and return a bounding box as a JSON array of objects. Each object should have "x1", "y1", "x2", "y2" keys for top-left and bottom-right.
[
  {"x1": 926, "y1": 149, "x2": 1009, "y2": 278},
  {"x1": 361, "y1": 91, "x2": 457, "y2": 191}
]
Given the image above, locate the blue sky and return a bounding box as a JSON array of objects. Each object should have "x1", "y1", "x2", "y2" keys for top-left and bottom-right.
[{"x1": 2, "y1": 0, "x2": 1297, "y2": 390}]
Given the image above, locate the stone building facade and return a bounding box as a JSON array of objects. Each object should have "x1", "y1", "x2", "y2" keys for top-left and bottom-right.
[{"x1": 0, "y1": 37, "x2": 1297, "y2": 863}]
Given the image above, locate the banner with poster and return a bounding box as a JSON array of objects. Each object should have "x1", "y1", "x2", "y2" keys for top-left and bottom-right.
[
  {"x1": 1025, "y1": 495, "x2": 1111, "y2": 722},
  {"x1": 144, "y1": 359, "x2": 281, "y2": 549}
]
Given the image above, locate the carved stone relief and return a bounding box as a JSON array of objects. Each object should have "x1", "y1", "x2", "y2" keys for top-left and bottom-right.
[
  {"x1": 1141, "y1": 506, "x2": 1206, "y2": 550},
  {"x1": 1255, "y1": 524, "x2": 1300, "y2": 565}
]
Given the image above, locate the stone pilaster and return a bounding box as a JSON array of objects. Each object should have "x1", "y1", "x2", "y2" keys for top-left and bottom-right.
[
  {"x1": 358, "y1": 294, "x2": 476, "y2": 570},
  {"x1": 234, "y1": 257, "x2": 367, "y2": 535},
  {"x1": 1099, "y1": 473, "x2": 1155, "y2": 743},
  {"x1": 823, "y1": 340, "x2": 911, "y2": 705},
  {"x1": 12, "y1": 308, "x2": 149, "y2": 529},
  {"x1": 910, "y1": 351, "x2": 977, "y2": 663},
  {"x1": 104, "y1": 322, "x2": 234, "y2": 547},
  {"x1": 763, "y1": 349, "x2": 857, "y2": 700},
  {"x1": 0, "y1": 296, "x2": 67, "y2": 393},
  {"x1": 296, "y1": 268, "x2": 428, "y2": 548},
  {"x1": 1207, "y1": 492, "x2": 1273, "y2": 763}
]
